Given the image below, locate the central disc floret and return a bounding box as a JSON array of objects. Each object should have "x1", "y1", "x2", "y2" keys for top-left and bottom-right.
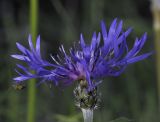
[{"x1": 74, "y1": 79, "x2": 99, "y2": 110}]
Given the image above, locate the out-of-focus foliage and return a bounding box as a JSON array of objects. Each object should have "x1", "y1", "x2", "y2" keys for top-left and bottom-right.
[
  {"x1": 109, "y1": 117, "x2": 132, "y2": 122},
  {"x1": 53, "y1": 113, "x2": 82, "y2": 122},
  {"x1": 0, "y1": 0, "x2": 155, "y2": 122}
]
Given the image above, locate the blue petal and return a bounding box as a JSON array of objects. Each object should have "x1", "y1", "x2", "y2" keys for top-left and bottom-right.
[
  {"x1": 16, "y1": 64, "x2": 32, "y2": 75},
  {"x1": 97, "y1": 32, "x2": 101, "y2": 46},
  {"x1": 108, "y1": 18, "x2": 117, "y2": 39},
  {"x1": 91, "y1": 32, "x2": 97, "y2": 50},
  {"x1": 80, "y1": 33, "x2": 86, "y2": 48},
  {"x1": 28, "y1": 35, "x2": 35, "y2": 52},
  {"x1": 11, "y1": 54, "x2": 30, "y2": 61},
  {"x1": 101, "y1": 20, "x2": 107, "y2": 42},
  {"x1": 16, "y1": 42, "x2": 28, "y2": 55},
  {"x1": 36, "y1": 35, "x2": 41, "y2": 57},
  {"x1": 126, "y1": 52, "x2": 153, "y2": 64},
  {"x1": 13, "y1": 76, "x2": 31, "y2": 81},
  {"x1": 115, "y1": 20, "x2": 123, "y2": 37},
  {"x1": 116, "y1": 27, "x2": 132, "y2": 45}
]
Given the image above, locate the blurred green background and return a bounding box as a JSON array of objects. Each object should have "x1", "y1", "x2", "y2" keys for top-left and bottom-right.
[{"x1": 0, "y1": 0, "x2": 156, "y2": 122}]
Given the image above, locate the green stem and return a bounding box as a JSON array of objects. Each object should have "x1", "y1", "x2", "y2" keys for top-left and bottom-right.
[
  {"x1": 27, "y1": 80, "x2": 36, "y2": 122},
  {"x1": 30, "y1": 0, "x2": 38, "y2": 38},
  {"x1": 27, "y1": 0, "x2": 38, "y2": 122},
  {"x1": 152, "y1": 8, "x2": 160, "y2": 112},
  {"x1": 81, "y1": 109, "x2": 93, "y2": 122}
]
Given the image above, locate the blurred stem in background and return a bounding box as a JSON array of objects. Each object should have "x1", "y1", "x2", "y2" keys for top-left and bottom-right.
[
  {"x1": 152, "y1": 0, "x2": 160, "y2": 112},
  {"x1": 27, "y1": 0, "x2": 38, "y2": 122},
  {"x1": 50, "y1": 0, "x2": 76, "y2": 47}
]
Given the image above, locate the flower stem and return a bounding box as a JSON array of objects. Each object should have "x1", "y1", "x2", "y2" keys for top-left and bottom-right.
[
  {"x1": 27, "y1": 0, "x2": 38, "y2": 122},
  {"x1": 81, "y1": 109, "x2": 93, "y2": 122}
]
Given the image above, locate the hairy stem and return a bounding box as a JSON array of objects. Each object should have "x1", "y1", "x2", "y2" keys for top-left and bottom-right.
[{"x1": 81, "y1": 109, "x2": 93, "y2": 122}]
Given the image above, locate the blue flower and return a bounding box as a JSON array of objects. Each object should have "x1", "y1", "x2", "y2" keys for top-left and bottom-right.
[{"x1": 11, "y1": 19, "x2": 152, "y2": 90}]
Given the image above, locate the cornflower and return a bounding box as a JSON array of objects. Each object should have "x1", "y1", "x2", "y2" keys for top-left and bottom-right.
[{"x1": 11, "y1": 19, "x2": 152, "y2": 122}]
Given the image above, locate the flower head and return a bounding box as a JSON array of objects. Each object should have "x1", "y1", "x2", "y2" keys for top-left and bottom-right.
[{"x1": 11, "y1": 19, "x2": 152, "y2": 91}]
